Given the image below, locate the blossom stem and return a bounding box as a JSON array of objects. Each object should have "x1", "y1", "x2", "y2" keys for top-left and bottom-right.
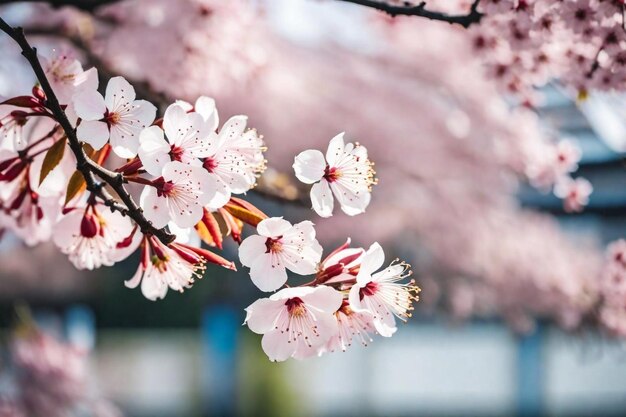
[{"x1": 125, "y1": 176, "x2": 155, "y2": 187}]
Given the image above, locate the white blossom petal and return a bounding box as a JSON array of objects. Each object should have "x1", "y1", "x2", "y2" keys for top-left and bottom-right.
[
  {"x1": 73, "y1": 89, "x2": 106, "y2": 121},
  {"x1": 139, "y1": 126, "x2": 171, "y2": 176},
  {"x1": 325, "y1": 132, "x2": 345, "y2": 167},
  {"x1": 261, "y1": 331, "x2": 295, "y2": 362},
  {"x1": 124, "y1": 265, "x2": 143, "y2": 289},
  {"x1": 195, "y1": 96, "x2": 219, "y2": 131},
  {"x1": 141, "y1": 272, "x2": 168, "y2": 301},
  {"x1": 205, "y1": 175, "x2": 230, "y2": 210},
  {"x1": 140, "y1": 186, "x2": 170, "y2": 229},
  {"x1": 302, "y1": 285, "x2": 343, "y2": 312},
  {"x1": 244, "y1": 298, "x2": 284, "y2": 334},
  {"x1": 310, "y1": 180, "x2": 334, "y2": 217},
  {"x1": 163, "y1": 103, "x2": 188, "y2": 142},
  {"x1": 357, "y1": 242, "x2": 385, "y2": 283},
  {"x1": 105, "y1": 76, "x2": 136, "y2": 111},
  {"x1": 257, "y1": 217, "x2": 292, "y2": 238},
  {"x1": 293, "y1": 149, "x2": 326, "y2": 184},
  {"x1": 217, "y1": 115, "x2": 247, "y2": 147},
  {"x1": 76, "y1": 120, "x2": 109, "y2": 150},
  {"x1": 238, "y1": 234, "x2": 268, "y2": 267},
  {"x1": 249, "y1": 253, "x2": 288, "y2": 292},
  {"x1": 330, "y1": 182, "x2": 371, "y2": 216}
]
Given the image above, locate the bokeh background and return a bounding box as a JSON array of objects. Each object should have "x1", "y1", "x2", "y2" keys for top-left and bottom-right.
[{"x1": 1, "y1": 0, "x2": 626, "y2": 416}]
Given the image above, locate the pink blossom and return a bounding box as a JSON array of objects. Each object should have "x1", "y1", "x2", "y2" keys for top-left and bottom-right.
[
  {"x1": 139, "y1": 160, "x2": 217, "y2": 228},
  {"x1": 325, "y1": 300, "x2": 376, "y2": 353},
  {"x1": 554, "y1": 176, "x2": 593, "y2": 212},
  {"x1": 124, "y1": 235, "x2": 236, "y2": 300},
  {"x1": 348, "y1": 242, "x2": 420, "y2": 336},
  {"x1": 244, "y1": 285, "x2": 343, "y2": 361},
  {"x1": 41, "y1": 51, "x2": 97, "y2": 105},
  {"x1": 52, "y1": 202, "x2": 134, "y2": 270},
  {"x1": 238, "y1": 217, "x2": 322, "y2": 292},
  {"x1": 293, "y1": 133, "x2": 376, "y2": 218},
  {"x1": 73, "y1": 76, "x2": 156, "y2": 156}
]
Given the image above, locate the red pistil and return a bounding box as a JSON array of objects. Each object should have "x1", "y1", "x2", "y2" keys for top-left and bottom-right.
[
  {"x1": 169, "y1": 145, "x2": 185, "y2": 162},
  {"x1": 203, "y1": 157, "x2": 218, "y2": 173},
  {"x1": 285, "y1": 297, "x2": 305, "y2": 315},
  {"x1": 324, "y1": 166, "x2": 341, "y2": 183},
  {"x1": 359, "y1": 281, "x2": 379, "y2": 300},
  {"x1": 104, "y1": 110, "x2": 120, "y2": 127},
  {"x1": 152, "y1": 177, "x2": 176, "y2": 197},
  {"x1": 265, "y1": 237, "x2": 283, "y2": 253}
]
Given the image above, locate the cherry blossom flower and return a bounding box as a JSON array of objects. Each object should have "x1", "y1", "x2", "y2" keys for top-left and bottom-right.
[
  {"x1": 238, "y1": 217, "x2": 323, "y2": 292},
  {"x1": 293, "y1": 132, "x2": 376, "y2": 218},
  {"x1": 139, "y1": 102, "x2": 265, "y2": 210},
  {"x1": 244, "y1": 285, "x2": 343, "y2": 361},
  {"x1": 175, "y1": 95, "x2": 219, "y2": 130},
  {"x1": 139, "y1": 160, "x2": 217, "y2": 228},
  {"x1": 349, "y1": 242, "x2": 419, "y2": 337},
  {"x1": 52, "y1": 203, "x2": 134, "y2": 270},
  {"x1": 0, "y1": 108, "x2": 45, "y2": 151},
  {"x1": 41, "y1": 52, "x2": 98, "y2": 105},
  {"x1": 526, "y1": 139, "x2": 582, "y2": 191},
  {"x1": 325, "y1": 300, "x2": 376, "y2": 353},
  {"x1": 554, "y1": 176, "x2": 593, "y2": 213},
  {"x1": 124, "y1": 235, "x2": 235, "y2": 301},
  {"x1": 200, "y1": 115, "x2": 266, "y2": 209},
  {"x1": 555, "y1": 139, "x2": 582, "y2": 175},
  {"x1": 137, "y1": 102, "x2": 212, "y2": 176},
  {"x1": 73, "y1": 76, "x2": 156, "y2": 157}
]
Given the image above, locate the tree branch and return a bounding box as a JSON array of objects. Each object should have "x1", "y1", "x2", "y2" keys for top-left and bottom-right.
[
  {"x1": 0, "y1": 16, "x2": 175, "y2": 244},
  {"x1": 0, "y1": 0, "x2": 121, "y2": 12},
  {"x1": 335, "y1": 0, "x2": 483, "y2": 28}
]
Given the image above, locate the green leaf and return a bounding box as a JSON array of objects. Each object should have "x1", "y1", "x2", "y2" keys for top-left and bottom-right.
[{"x1": 39, "y1": 136, "x2": 67, "y2": 186}]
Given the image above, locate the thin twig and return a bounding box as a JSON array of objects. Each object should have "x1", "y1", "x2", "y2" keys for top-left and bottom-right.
[
  {"x1": 0, "y1": 16, "x2": 175, "y2": 243},
  {"x1": 335, "y1": 0, "x2": 483, "y2": 28}
]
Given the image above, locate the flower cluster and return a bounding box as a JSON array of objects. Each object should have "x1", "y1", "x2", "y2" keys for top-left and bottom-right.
[
  {"x1": 243, "y1": 235, "x2": 419, "y2": 361},
  {"x1": 599, "y1": 239, "x2": 626, "y2": 337},
  {"x1": 0, "y1": 45, "x2": 419, "y2": 361},
  {"x1": 525, "y1": 138, "x2": 592, "y2": 212},
  {"x1": 469, "y1": 0, "x2": 626, "y2": 99},
  {"x1": 0, "y1": 324, "x2": 122, "y2": 417},
  {"x1": 373, "y1": 0, "x2": 626, "y2": 100}
]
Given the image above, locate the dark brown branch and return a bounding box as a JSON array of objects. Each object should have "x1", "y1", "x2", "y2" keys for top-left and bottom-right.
[
  {"x1": 0, "y1": 16, "x2": 175, "y2": 244},
  {"x1": 335, "y1": 0, "x2": 483, "y2": 28},
  {"x1": 0, "y1": 0, "x2": 122, "y2": 12}
]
